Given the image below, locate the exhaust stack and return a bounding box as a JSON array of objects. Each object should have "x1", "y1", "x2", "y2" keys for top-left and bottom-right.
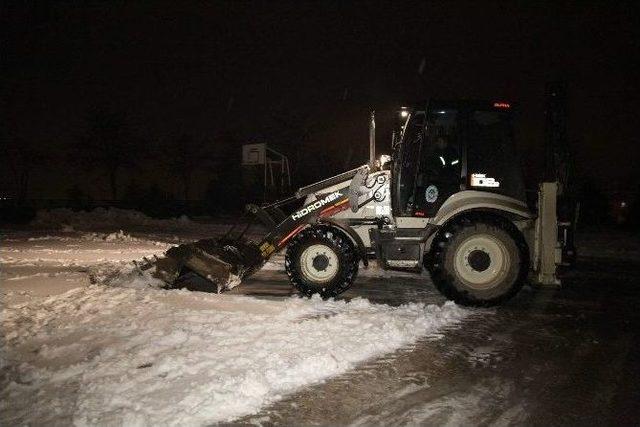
[{"x1": 369, "y1": 110, "x2": 376, "y2": 167}]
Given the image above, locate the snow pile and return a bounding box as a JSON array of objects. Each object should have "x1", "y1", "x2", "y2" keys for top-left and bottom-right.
[
  {"x1": 32, "y1": 207, "x2": 192, "y2": 230},
  {"x1": 89, "y1": 261, "x2": 168, "y2": 290},
  {"x1": 1, "y1": 286, "x2": 469, "y2": 425},
  {"x1": 81, "y1": 230, "x2": 139, "y2": 242},
  {"x1": 104, "y1": 230, "x2": 137, "y2": 242}
]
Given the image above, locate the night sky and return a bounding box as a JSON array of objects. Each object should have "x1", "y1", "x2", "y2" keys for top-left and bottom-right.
[{"x1": 2, "y1": 1, "x2": 639, "y2": 200}]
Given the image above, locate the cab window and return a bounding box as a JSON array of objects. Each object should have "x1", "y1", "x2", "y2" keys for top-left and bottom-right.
[
  {"x1": 467, "y1": 110, "x2": 525, "y2": 200},
  {"x1": 412, "y1": 109, "x2": 461, "y2": 216},
  {"x1": 397, "y1": 112, "x2": 425, "y2": 213}
]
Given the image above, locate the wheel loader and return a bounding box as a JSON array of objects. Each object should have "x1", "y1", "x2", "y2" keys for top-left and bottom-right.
[{"x1": 148, "y1": 99, "x2": 573, "y2": 306}]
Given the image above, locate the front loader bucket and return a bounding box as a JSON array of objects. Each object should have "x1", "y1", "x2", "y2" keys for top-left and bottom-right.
[{"x1": 153, "y1": 238, "x2": 264, "y2": 293}]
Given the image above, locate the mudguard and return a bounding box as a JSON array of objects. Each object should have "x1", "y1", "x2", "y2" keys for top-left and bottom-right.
[
  {"x1": 432, "y1": 191, "x2": 534, "y2": 226},
  {"x1": 317, "y1": 217, "x2": 369, "y2": 267}
]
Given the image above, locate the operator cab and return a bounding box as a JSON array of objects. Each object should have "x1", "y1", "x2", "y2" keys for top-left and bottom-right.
[{"x1": 392, "y1": 100, "x2": 525, "y2": 218}]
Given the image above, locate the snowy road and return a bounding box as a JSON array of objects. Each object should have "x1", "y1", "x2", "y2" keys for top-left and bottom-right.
[
  {"x1": 2, "y1": 212, "x2": 640, "y2": 426},
  {"x1": 236, "y1": 259, "x2": 640, "y2": 426}
]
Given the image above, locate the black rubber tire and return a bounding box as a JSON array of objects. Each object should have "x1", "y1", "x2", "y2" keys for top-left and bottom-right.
[
  {"x1": 285, "y1": 225, "x2": 359, "y2": 298},
  {"x1": 427, "y1": 218, "x2": 528, "y2": 307}
]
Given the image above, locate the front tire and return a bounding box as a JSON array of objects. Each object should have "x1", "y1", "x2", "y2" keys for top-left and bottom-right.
[
  {"x1": 285, "y1": 225, "x2": 359, "y2": 298},
  {"x1": 428, "y1": 218, "x2": 528, "y2": 306}
]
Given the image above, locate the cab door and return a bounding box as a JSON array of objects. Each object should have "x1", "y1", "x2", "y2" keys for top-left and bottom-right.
[
  {"x1": 413, "y1": 108, "x2": 462, "y2": 218},
  {"x1": 393, "y1": 111, "x2": 426, "y2": 216}
]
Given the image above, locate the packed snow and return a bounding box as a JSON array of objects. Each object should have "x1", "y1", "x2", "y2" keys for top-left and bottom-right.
[
  {"x1": 2, "y1": 286, "x2": 467, "y2": 425},
  {"x1": 1, "y1": 209, "x2": 471, "y2": 425}
]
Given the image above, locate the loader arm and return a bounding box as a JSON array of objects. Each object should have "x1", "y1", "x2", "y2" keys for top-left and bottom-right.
[
  {"x1": 252, "y1": 165, "x2": 379, "y2": 262},
  {"x1": 253, "y1": 186, "x2": 351, "y2": 259},
  {"x1": 153, "y1": 166, "x2": 378, "y2": 292}
]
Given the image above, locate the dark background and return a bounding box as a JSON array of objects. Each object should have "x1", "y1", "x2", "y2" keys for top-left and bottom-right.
[{"x1": 2, "y1": 1, "x2": 639, "y2": 222}]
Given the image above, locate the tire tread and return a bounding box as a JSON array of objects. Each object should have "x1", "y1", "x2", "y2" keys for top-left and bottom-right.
[
  {"x1": 285, "y1": 225, "x2": 359, "y2": 298},
  {"x1": 427, "y1": 216, "x2": 528, "y2": 306}
]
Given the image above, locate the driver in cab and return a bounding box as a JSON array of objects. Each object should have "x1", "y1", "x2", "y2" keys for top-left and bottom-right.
[{"x1": 426, "y1": 135, "x2": 460, "y2": 175}]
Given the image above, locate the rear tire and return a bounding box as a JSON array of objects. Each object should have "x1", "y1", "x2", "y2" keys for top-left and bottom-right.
[
  {"x1": 285, "y1": 225, "x2": 359, "y2": 298},
  {"x1": 427, "y1": 218, "x2": 528, "y2": 306}
]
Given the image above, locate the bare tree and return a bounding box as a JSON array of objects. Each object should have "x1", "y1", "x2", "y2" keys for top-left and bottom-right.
[
  {"x1": 1, "y1": 134, "x2": 43, "y2": 201},
  {"x1": 75, "y1": 108, "x2": 139, "y2": 200},
  {"x1": 165, "y1": 133, "x2": 217, "y2": 200}
]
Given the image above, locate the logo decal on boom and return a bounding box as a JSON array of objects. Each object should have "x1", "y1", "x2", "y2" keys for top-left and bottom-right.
[{"x1": 292, "y1": 191, "x2": 343, "y2": 220}]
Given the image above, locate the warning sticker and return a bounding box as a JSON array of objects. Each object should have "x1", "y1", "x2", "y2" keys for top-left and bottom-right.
[{"x1": 470, "y1": 173, "x2": 500, "y2": 188}]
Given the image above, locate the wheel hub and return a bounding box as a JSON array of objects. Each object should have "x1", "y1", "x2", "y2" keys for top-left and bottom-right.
[
  {"x1": 453, "y1": 234, "x2": 510, "y2": 290},
  {"x1": 300, "y1": 244, "x2": 339, "y2": 283},
  {"x1": 312, "y1": 254, "x2": 330, "y2": 271},
  {"x1": 468, "y1": 249, "x2": 491, "y2": 272}
]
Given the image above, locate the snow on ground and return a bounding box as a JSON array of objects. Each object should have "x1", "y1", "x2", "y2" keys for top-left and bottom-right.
[
  {"x1": 1, "y1": 286, "x2": 468, "y2": 425},
  {"x1": 1, "y1": 229, "x2": 173, "y2": 301},
  {"x1": 1, "y1": 209, "x2": 471, "y2": 425}
]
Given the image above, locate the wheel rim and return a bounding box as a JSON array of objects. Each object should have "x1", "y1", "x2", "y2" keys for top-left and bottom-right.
[
  {"x1": 453, "y1": 234, "x2": 510, "y2": 290},
  {"x1": 300, "y1": 244, "x2": 339, "y2": 283}
]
